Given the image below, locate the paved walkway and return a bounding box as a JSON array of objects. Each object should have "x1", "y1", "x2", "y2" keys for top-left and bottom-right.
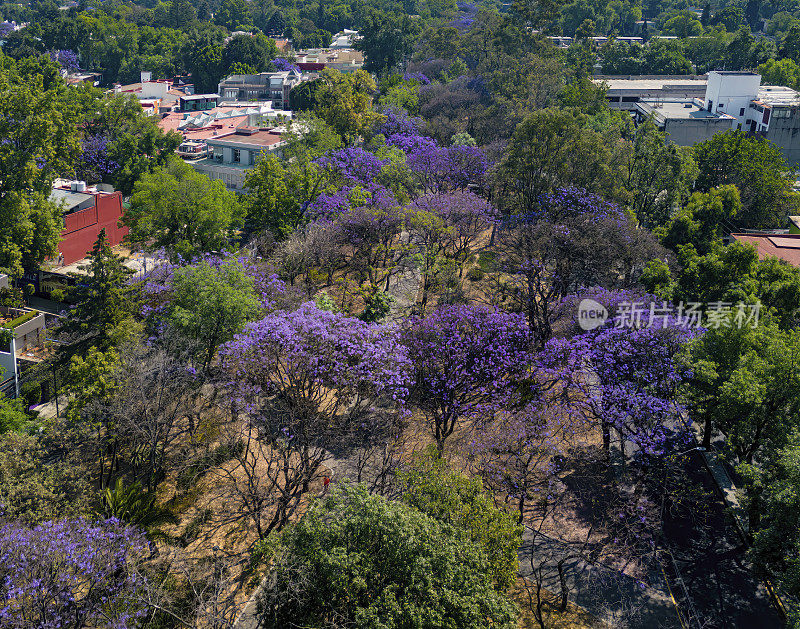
[{"x1": 518, "y1": 529, "x2": 680, "y2": 629}]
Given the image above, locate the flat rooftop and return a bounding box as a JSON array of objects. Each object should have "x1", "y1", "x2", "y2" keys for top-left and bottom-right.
[
  {"x1": 50, "y1": 188, "x2": 93, "y2": 208},
  {"x1": 210, "y1": 128, "x2": 285, "y2": 147},
  {"x1": 638, "y1": 99, "x2": 732, "y2": 120},
  {"x1": 755, "y1": 85, "x2": 800, "y2": 106},
  {"x1": 180, "y1": 93, "x2": 219, "y2": 100},
  {"x1": 595, "y1": 76, "x2": 708, "y2": 91}
]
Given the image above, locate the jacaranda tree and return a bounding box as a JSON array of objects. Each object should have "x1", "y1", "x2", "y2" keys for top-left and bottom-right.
[
  {"x1": 0, "y1": 518, "x2": 148, "y2": 628},
  {"x1": 399, "y1": 304, "x2": 532, "y2": 452},
  {"x1": 220, "y1": 303, "x2": 410, "y2": 534}
]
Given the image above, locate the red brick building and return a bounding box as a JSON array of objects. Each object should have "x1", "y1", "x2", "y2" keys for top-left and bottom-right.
[{"x1": 50, "y1": 181, "x2": 128, "y2": 265}]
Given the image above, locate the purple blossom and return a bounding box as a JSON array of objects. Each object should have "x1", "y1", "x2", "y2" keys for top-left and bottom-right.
[
  {"x1": 307, "y1": 183, "x2": 397, "y2": 219},
  {"x1": 374, "y1": 108, "x2": 425, "y2": 138},
  {"x1": 0, "y1": 518, "x2": 148, "y2": 628},
  {"x1": 399, "y1": 304, "x2": 532, "y2": 450},
  {"x1": 75, "y1": 133, "x2": 119, "y2": 183},
  {"x1": 402, "y1": 71, "x2": 431, "y2": 85},
  {"x1": 316, "y1": 147, "x2": 388, "y2": 185},
  {"x1": 48, "y1": 49, "x2": 80, "y2": 73},
  {"x1": 406, "y1": 143, "x2": 490, "y2": 192},
  {"x1": 271, "y1": 57, "x2": 300, "y2": 73},
  {"x1": 220, "y1": 302, "x2": 411, "y2": 434},
  {"x1": 539, "y1": 315, "x2": 698, "y2": 458}
]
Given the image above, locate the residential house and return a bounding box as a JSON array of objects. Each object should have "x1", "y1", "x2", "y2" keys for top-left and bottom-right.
[
  {"x1": 49, "y1": 179, "x2": 127, "y2": 266},
  {"x1": 730, "y1": 232, "x2": 800, "y2": 267},
  {"x1": 217, "y1": 70, "x2": 305, "y2": 109},
  {"x1": 191, "y1": 127, "x2": 287, "y2": 191},
  {"x1": 294, "y1": 48, "x2": 364, "y2": 73}
]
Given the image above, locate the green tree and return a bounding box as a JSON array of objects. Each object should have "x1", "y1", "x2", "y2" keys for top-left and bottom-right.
[
  {"x1": 781, "y1": 24, "x2": 800, "y2": 63},
  {"x1": 0, "y1": 395, "x2": 30, "y2": 433},
  {"x1": 680, "y1": 316, "x2": 800, "y2": 455},
  {"x1": 657, "y1": 185, "x2": 742, "y2": 254},
  {"x1": 693, "y1": 130, "x2": 800, "y2": 229},
  {"x1": 244, "y1": 153, "x2": 330, "y2": 238},
  {"x1": 125, "y1": 159, "x2": 244, "y2": 260},
  {"x1": 222, "y1": 33, "x2": 277, "y2": 74},
  {"x1": 185, "y1": 42, "x2": 224, "y2": 94},
  {"x1": 0, "y1": 67, "x2": 84, "y2": 275},
  {"x1": 758, "y1": 57, "x2": 800, "y2": 90},
  {"x1": 87, "y1": 94, "x2": 182, "y2": 196},
  {"x1": 355, "y1": 9, "x2": 421, "y2": 75},
  {"x1": 314, "y1": 69, "x2": 382, "y2": 144},
  {"x1": 398, "y1": 448, "x2": 523, "y2": 590},
  {"x1": 259, "y1": 484, "x2": 519, "y2": 628},
  {"x1": 621, "y1": 118, "x2": 698, "y2": 228},
  {"x1": 59, "y1": 230, "x2": 135, "y2": 354},
  {"x1": 166, "y1": 257, "x2": 261, "y2": 368},
  {"x1": 645, "y1": 239, "x2": 800, "y2": 328},
  {"x1": 214, "y1": 0, "x2": 252, "y2": 31},
  {"x1": 643, "y1": 38, "x2": 692, "y2": 74},
  {"x1": 0, "y1": 431, "x2": 92, "y2": 524},
  {"x1": 494, "y1": 107, "x2": 620, "y2": 214},
  {"x1": 663, "y1": 12, "x2": 703, "y2": 38},
  {"x1": 712, "y1": 5, "x2": 744, "y2": 31},
  {"x1": 739, "y1": 430, "x2": 800, "y2": 602}
]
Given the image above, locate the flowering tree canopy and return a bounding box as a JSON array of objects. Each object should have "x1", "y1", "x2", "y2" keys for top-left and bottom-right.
[
  {"x1": 223, "y1": 303, "x2": 410, "y2": 419},
  {"x1": 75, "y1": 134, "x2": 119, "y2": 184},
  {"x1": 271, "y1": 57, "x2": 300, "y2": 73},
  {"x1": 491, "y1": 187, "x2": 667, "y2": 347},
  {"x1": 399, "y1": 304, "x2": 532, "y2": 451},
  {"x1": 220, "y1": 303, "x2": 411, "y2": 532},
  {"x1": 0, "y1": 518, "x2": 147, "y2": 628},
  {"x1": 540, "y1": 302, "x2": 697, "y2": 458},
  {"x1": 470, "y1": 400, "x2": 592, "y2": 524},
  {"x1": 49, "y1": 49, "x2": 80, "y2": 73},
  {"x1": 317, "y1": 147, "x2": 388, "y2": 185}
]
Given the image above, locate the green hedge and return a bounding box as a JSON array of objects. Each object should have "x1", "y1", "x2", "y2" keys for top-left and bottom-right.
[{"x1": 2, "y1": 310, "x2": 40, "y2": 330}]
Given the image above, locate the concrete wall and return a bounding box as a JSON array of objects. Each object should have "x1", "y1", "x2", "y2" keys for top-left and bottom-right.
[
  {"x1": 663, "y1": 117, "x2": 736, "y2": 145},
  {"x1": 766, "y1": 114, "x2": 800, "y2": 167}
]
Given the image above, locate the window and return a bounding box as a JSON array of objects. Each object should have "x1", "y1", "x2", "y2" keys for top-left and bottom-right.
[
  {"x1": 233, "y1": 149, "x2": 241, "y2": 163},
  {"x1": 740, "y1": 108, "x2": 745, "y2": 116}
]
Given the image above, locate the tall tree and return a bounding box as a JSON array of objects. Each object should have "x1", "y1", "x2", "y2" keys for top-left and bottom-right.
[
  {"x1": 399, "y1": 304, "x2": 532, "y2": 452},
  {"x1": 125, "y1": 159, "x2": 243, "y2": 260},
  {"x1": 166, "y1": 257, "x2": 261, "y2": 368},
  {"x1": 693, "y1": 130, "x2": 799, "y2": 229},
  {"x1": 258, "y1": 485, "x2": 519, "y2": 628},
  {"x1": 58, "y1": 230, "x2": 135, "y2": 355},
  {"x1": 0, "y1": 66, "x2": 84, "y2": 275},
  {"x1": 493, "y1": 108, "x2": 621, "y2": 215},
  {"x1": 314, "y1": 69, "x2": 382, "y2": 144}
]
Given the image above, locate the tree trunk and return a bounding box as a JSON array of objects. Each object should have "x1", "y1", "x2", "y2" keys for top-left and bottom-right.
[
  {"x1": 558, "y1": 560, "x2": 568, "y2": 612},
  {"x1": 702, "y1": 415, "x2": 712, "y2": 450}
]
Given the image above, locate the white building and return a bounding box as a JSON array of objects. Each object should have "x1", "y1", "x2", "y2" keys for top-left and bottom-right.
[{"x1": 703, "y1": 71, "x2": 762, "y2": 126}]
